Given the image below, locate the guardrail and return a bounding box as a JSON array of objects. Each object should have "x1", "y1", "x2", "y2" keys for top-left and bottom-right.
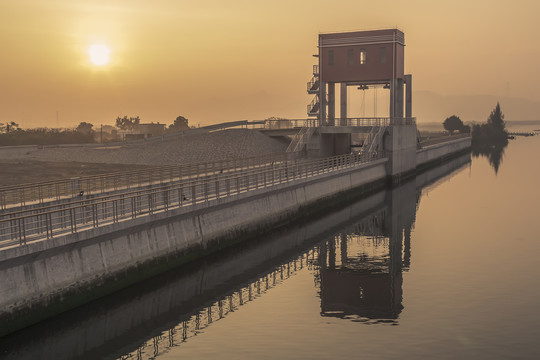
[
  {"x1": 0, "y1": 160, "x2": 290, "y2": 221},
  {"x1": 259, "y1": 117, "x2": 416, "y2": 130},
  {"x1": 0, "y1": 152, "x2": 300, "y2": 210},
  {"x1": 0, "y1": 151, "x2": 385, "y2": 248}
]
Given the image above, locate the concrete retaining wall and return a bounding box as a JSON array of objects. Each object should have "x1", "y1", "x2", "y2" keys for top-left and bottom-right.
[
  {"x1": 417, "y1": 136, "x2": 471, "y2": 168},
  {"x1": 0, "y1": 159, "x2": 388, "y2": 335}
]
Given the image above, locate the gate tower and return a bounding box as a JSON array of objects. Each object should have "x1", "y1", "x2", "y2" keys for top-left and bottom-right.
[{"x1": 307, "y1": 29, "x2": 412, "y2": 125}]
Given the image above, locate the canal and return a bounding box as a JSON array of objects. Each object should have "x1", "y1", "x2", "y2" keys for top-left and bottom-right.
[{"x1": 1, "y1": 127, "x2": 539, "y2": 359}]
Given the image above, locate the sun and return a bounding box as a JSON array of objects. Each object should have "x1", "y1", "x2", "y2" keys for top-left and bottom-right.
[{"x1": 88, "y1": 44, "x2": 110, "y2": 66}]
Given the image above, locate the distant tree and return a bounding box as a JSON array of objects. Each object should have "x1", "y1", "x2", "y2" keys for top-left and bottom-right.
[
  {"x1": 169, "y1": 115, "x2": 189, "y2": 132},
  {"x1": 115, "y1": 116, "x2": 140, "y2": 130},
  {"x1": 443, "y1": 115, "x2": 465, "y2": 134},
  {"x1": 265, "y1": 116, "x2": 292, "y2": 129},
  {"x1": 471, "y1": 102, "x2": 509, "y2": 174},
  {"x1": 0, "y1": 121, "x2": 19, "y2": 133},
  {"x1": 0, "y1": 127, "x2": 95, "y2": 146},
  {"x1": 487, "y1": 102, "x2": 506, "y2": 132},
  {"x1": 76, "y1": 122, "x2": 94, "y2": 134}
]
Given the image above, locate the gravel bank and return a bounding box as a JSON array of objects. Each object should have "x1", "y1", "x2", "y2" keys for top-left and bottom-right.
[{"x1": 0, "y1": 129, "x2": 288, "y2": 166}]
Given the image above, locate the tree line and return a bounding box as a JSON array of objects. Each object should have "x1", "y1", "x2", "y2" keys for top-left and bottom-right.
[
  {"x1": 442, "y1": 102, "x2": 508, "y2": 173},
  {"x1": 0, "y1": 115, "x2": 191, "y2": 146},
  {"x1": 442, "y1": 102, "x2": 507, "y2": 141}
]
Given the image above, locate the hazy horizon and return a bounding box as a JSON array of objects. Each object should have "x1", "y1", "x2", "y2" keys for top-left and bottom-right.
[{"x1": 1, "y1": 0, "x2": 539, "y2": 128}]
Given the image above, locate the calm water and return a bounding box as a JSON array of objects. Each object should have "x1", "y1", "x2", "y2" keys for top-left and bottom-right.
[{"x1": 1, "y1": 125, "x2": 540, "y2": 359}]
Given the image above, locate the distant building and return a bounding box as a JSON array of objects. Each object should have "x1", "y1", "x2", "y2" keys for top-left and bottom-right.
[
  {"x1": 123, "y1": 122, "x2": 166, "y2": 140},
  {"x1": 101, "y1": 125, "x2": 116, "y2": 134}
]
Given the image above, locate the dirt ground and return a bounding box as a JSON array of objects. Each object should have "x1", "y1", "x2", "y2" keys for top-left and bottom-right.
[{"x1": 0, "y1": 160, "x2": 153, "y2": 186}]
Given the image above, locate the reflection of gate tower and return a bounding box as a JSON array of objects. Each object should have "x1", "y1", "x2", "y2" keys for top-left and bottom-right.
[
  {"x1": 316, "y1": 180, "x2": 418, "y2": 322},
  {"x1": 308, "y1": 29, "x2": 412, "y2": 124}
]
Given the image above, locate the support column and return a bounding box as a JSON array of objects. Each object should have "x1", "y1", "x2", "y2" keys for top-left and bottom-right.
[
  {"x1": 320, "y1": 82, "x2": 327, "y2": 126},
  {"x1": 327, "y1": 82, "x2": 335, "y2": 126},
  {"x1": 396, "y1": 78, "x2": 404, "y2": 119},
  {"x1": 389, "y1": 78, "x2": 404, "y2": 121},
  {"x1": 405, "y1": 74, "x2": 412, "y2": 119},
  {"x1": 340, "y1": 83, "x2": 347, "y2": 126},
  {"x1": 389, "y1": 79, "x2": 395, "y2": 120}
]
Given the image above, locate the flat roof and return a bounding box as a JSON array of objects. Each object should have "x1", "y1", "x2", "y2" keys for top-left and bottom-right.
[{"x1": 319, "y1": 29, "x2": 404, "y2": 47}]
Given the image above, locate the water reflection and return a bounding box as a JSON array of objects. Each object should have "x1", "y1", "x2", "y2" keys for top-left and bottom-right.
[
  {"x1": 0, "y1": 154, "x2": 470, "y2": 360},
  {"x1": 317, "y1": 179, "x2": 417, "y2": 324},
  {"x1": 472, "y1": 140, "x2": 507, "y2": 173}
]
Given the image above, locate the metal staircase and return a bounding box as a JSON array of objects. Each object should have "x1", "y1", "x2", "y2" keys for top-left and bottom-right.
[
  {"x1": 361, "y1": 126, "x2": 387, "y2": 156},
  {"x1": 307, "y1": 76, "x2": 319, "y2": 94},
  {"x1": 287, "y1": 127, "x2": 315, "y2": 153},
  {"x1": 306, "y1": 65, "x2": 320, "y2": 117},
  {"x1": 307, "y1": 96, "x2": 320, "y2": 117}
]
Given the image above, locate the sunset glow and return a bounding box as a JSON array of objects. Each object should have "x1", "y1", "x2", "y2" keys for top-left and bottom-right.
[{"x1": 88, "y1": 44, "x2": 110, "y2": 66}]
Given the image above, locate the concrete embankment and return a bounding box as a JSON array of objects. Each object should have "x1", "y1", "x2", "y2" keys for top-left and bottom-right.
[
  {"x1": 0, "y1": 159, "x2": 388, "y2": 336},
  {"x1": 0, "y1": 135, "x2": 471, "y2": 336},
  {"x1": 417, "y1": 136, "x2": 471, "y2": 169}
]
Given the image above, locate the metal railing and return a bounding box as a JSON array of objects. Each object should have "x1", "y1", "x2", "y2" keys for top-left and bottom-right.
[
  {"x1": 0, "y1": 151, "x2": 385, "y2": 248},
  {"x1": 264, "y1": 118, "x2": 320, "y2": 129},
  {"x1": 261, "y1": 117, "x2": 416, "y2": 130},
  {"x1": 0, "y1": 152, "x2": 300, "y2": 210},
  {"x1": 0, "y1": 160, "x2": 290, "y2": 221}
]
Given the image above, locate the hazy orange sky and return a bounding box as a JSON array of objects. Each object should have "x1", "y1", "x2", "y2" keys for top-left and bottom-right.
[{"x1": 1, "y1": 0, "x2": 538, "y2": 128}]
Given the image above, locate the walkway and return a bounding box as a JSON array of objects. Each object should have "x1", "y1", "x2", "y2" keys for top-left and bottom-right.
[{"x1": 0, "y1": 151, "x2": 383, "y2": 249}]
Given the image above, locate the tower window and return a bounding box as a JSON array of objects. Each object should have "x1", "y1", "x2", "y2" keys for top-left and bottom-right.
[
  {"x1": 359, "y1": 49, "x2": 366, "y2": 65},
  {"x1": 328, "y1": 50, "x2": 334, "y2": 66},
  {"x1": 380, "y1": 47, "x2": 387, "y2": 64},
  {"x1": 347, "y1": 49, "x2": 354, "y2": 65}
]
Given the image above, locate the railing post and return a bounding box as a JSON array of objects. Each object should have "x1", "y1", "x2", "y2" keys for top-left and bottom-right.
[
  {"x1": 113, "y1": 200, "x2": 118, "y2": 223},
  {"x1": 178, "y1": 187, "x2": 183, "y2": 207},
  {"x1": 131, "y1": 197, "x2": 136, "y2": 218},
  {"x1": 18, "y1": 218, "x2": 26, "y2": 245},
  {"x1": 164, "y1": 190, "x2": 169, "y2": 211},
  {"x1": 47, "y1": 213, "x2": 52, "y2": 239},
  {"x1": 92, "y1": 203, "x2": 98, "y2": 227},
  {"x1": 70, "y1": 208, "x2": 76, "y2": 232}
]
